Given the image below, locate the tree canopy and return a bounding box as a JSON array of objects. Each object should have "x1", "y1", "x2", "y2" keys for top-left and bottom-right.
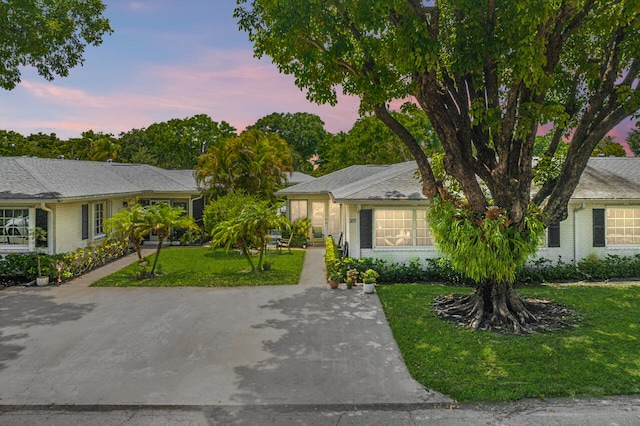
[
  {"x1": 237, "y1": 0, "x2": 640, "y2": 333},
  {"x1": 195, "y1": 129, "x2": 293, "y2": 200},
  {"x1": 0, "y1": 0, "x2": 112, "y2": 90},
  {"x1": 315, "y1": 103, "x2": 441, "y2": 175},
  {"x1": 119, "y1": 114, "x2": 237, "y2": 169},
  {"x1": 249, "y1": 112, "x2": 327, "y2": 173},
  {"x1": 627, "y1": 125, "x2": 640, "y2": 157}
]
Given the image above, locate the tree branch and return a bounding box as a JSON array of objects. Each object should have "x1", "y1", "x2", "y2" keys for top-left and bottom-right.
[{"x1": 373, "y1": 104, "x2": 437, "y2": 198}]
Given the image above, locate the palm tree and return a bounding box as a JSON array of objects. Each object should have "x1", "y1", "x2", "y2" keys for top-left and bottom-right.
[
  {"x1": 104, "y1": 202, "x2": 150, "y2": 259},
  {"x1": 195, "y1": 129, "x2": 293, "y2": 201},
  {"x1": 211, "y1": 199, "x2": 289, "y2": 273},
  {"x1": 145, "y1": 202, "x2": 199, "y2": 276}
]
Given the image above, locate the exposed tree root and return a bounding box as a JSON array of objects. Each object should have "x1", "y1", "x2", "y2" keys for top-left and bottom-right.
[{"x1": 433, "y1": 282, "x2": 581, "y2": 335}]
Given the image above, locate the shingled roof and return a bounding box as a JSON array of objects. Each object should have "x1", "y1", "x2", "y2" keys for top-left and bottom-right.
[
  {"x1": 572, "y1": 157, "x2": 640, "y2": 200},
  {"x1": 0, "y1": 157, "x2": 200, "y2": 201},
  {"x1": 277, "y1": 157, "x2": 640, "y2": 203}
]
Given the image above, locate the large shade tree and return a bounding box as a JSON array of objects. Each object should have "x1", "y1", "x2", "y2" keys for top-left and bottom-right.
[
  {"x1": 0, "y1": 0, "x2": 112, "y2": 90},
  {"x1": 237, "y1": 0, "x2": 640, "y2": 333}
]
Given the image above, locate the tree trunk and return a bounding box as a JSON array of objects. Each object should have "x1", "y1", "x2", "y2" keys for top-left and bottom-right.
[{"x1": 435, "y1": 280, "x2": 538, "y2": 334}]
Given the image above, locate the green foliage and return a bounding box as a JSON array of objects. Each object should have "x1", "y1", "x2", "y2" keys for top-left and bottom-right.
[
  {"x1": 361, "y1": 268, "x2": 379, "y2": 284},
  {"x1": 315, "y1": 104, "x2": 441, "y2": 175},
  {"x1": 145, "y1": 202, "x2": 199, "y2": 276},
  {"x1": 378, "y1": 285, "x2": 640, "y2": 401},
  {"x1": 105, "y1": 202, "x2": 150, "y2": 259},
  {"x1": 0, "y1": 240, "x2": 130, "y2": 286},
  {"x1": 120, "y1": 114, "x2": 237, "y2": 169},
  {"x1": 428, "y1": 198, "x2": 544, "y2": 284},
  {"x1": 249, "y1": 112, "x2": 327, "y2": 173},
  {"x1": 281, "y1": 217, "x2": 311, "y2": 247},
  {"x1": 0, "y1": 0, "x2": 112, "y2": 90},
  {"x1": 520, "y1": 254, "x2": 640, "y2": 284},
  {"x1": 92, "y1": 248, "x2": 305, "y2": 287},
  {"x1": 210, "y1": 199, "x2": 289, "y2": 273},
  {"x1": 627, "y1": 126, "x2": 640, "y2": 157},
  {"x1": 323, "y1": 235, "x2": 341, "y2": 280},
  {"x1": 203, "y1": 192, "x2": 255, "y2": 235},
  {"x1": 195, "y1": 129, "x2": 293, "y2": 200},
  {"x1": 591, "y1": 136, "x2": 627, "y2": 157}
]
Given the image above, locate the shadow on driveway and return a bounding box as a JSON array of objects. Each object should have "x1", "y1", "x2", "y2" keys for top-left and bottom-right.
[
  {"x1": 0, "y1": 289, "x2": 96, "y2": 371},
  {"x1": 232, "y1": 286, "x2": 447, "y2": 405}
]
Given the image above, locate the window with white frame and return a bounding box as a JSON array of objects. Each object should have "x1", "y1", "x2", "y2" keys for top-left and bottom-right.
[
  {"x1": 289, "y1": 200, "x2": 308, "y2": 223},
  {"x1": 374, "y1": 209, "x2": 434, "y2": 247},
  {"x1": 606, "y1": 208, "x2": 640, "y2": 246},
  {"x1": 0, "y1": 208, "x2": 29, "y2": 245},
  {"x1": 415, "y1": 210, "x2": 435, "y2": 246},
  {"x1": 94, "y1": 203, "x2": 105, "y2": 236}
]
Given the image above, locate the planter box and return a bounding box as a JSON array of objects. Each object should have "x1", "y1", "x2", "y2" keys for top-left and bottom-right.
[{"x1": 36, "y1": 276, "x2": 49, "y2": 286}]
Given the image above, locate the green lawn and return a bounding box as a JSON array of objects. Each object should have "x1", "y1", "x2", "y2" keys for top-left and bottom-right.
[
  {"x1": 377, "y1": 284, "x2": 640, "y2": 402},
  {"x1": 91, "y1": 247, "x2": 305, "y2": 287}
]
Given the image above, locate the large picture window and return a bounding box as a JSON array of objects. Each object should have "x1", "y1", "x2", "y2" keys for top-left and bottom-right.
[
  {"x1": 374, "y1": 209, "x2": 434, "y2": 247},
  {"x1": 606, "y1": 208, "x2": 640, "y2": 246},
  {"x1": 0, "y1": 208, "x2": 29, "y2": 245},
  {"x1": 289, "y1": 200, "x2": 307, "y2": 223}
]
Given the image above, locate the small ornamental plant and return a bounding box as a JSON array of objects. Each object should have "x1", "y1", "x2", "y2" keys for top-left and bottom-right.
[
  {"x1": 346, "y1": 268, "x2": 359, "y2": 284},
  {"x1": 361, "y1": 269, "x2": 379, "y2": 284}
]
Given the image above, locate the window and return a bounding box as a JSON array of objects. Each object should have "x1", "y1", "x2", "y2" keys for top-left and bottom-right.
[
  {"x1": 0, "y1": 208, "x2": 29, "y2": 245},
  {"x1": 415, "y1": 210, "x2": 435, "y2": 246},
  {"x1": 289, "y1": 200, "x2": 307, "y2": 223},
  {"x1": 606, "y1": 208, "x2": 640, "y2": 246},
  {"x1": 94, "y1": 203, "x2": 105, "y2": 236},
  {"x1": 547, "y1": 222, "x2": 561, "y2": 248},
  {"x1": 82, "y1": 204, "x2": 89, "y2": 240},
  {"x1": 374, "y1": 209, "x2": 434, "y2": 247}
]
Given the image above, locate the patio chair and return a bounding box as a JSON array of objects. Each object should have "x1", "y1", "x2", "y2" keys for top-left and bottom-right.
[
  {"x1": 266, "y1": 229, "x2": 281, "y2": 253},
  {"x1": 276, "y1": 233, "x2": 293, "y2": 254},
  {"x1": 311, "y1": 226, "x2": 324, "y2": 246}
]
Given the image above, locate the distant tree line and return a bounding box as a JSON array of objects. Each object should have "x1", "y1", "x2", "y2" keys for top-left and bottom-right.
[{"x1": 0, "y1": 110, "x2": 633, "y2": 175}]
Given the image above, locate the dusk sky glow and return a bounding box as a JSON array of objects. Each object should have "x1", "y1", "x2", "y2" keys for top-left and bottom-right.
[
  {"x1": 0, "y1": 0, "x2": 361, "y2": 139},
  {"x1": 0, "y1": 0, "x2": 636, "y2": 152}
]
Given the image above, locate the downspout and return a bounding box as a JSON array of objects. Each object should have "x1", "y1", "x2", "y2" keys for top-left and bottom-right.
[
  {"x1": 40, "y1": 203, "x2": 54, "y2": 255},
  {"x1": 573, "y1": 203, "x2": 585, "y2": 263}
]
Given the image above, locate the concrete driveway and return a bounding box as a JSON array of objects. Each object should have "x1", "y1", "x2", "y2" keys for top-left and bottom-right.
[{"x1": 0, "y1": 250, "x2": 449, "y2": 406}]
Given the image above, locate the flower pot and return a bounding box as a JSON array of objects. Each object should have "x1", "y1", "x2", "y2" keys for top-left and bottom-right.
[
  {"x1": 363, "y1": 282, "x2": 375, "y2": 294},
  {"x1": 328, "y1": 280, "x2": 340, "y2": 289},
  {"x1": 36, "y1": 276, "x2": 49, "y2": 286}
]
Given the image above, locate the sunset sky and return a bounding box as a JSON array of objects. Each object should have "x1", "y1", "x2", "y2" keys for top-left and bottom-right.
[{"x1": 0, "y1": 0, "x2": 636, "y2": 150}]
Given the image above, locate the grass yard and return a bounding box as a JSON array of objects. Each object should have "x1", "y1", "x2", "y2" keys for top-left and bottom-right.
[
  {"x1": 377, "y1": 284, "x2": 640, "y2": 402},
  {"x1": 91, "y1": 247, "x2": 305, "y2": 287}
]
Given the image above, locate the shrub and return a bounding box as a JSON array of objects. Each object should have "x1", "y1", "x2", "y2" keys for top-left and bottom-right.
[
  {"x1": 282, "y1": 217, "x2": 311, "y2": 247},
  {"x1": 323, "y1": 235, "x2": 341, "y2": 280}
]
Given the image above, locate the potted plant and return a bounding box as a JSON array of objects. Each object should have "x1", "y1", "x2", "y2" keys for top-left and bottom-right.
[
  {"x1": 32, "y1": 227, "x2": 49, "y2": 286},
  {"x1": 361, "y1": 269, "x2": 379, "y2": 294},
  {"x1": 346, "y1": 268, "x2": 358, "y2": 289},
  {"x1": 328, "y1": 271, "x2": 342, "y2": 289}
]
